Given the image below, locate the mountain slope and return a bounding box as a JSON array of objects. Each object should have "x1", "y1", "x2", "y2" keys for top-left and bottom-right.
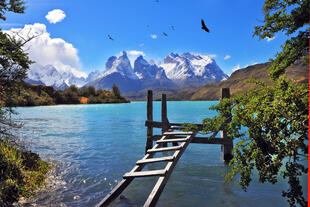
[
  {"x1": 125, "y1": 60, "x2": 308, "y2": 101},
  {"x1": 189, "y1": 60, "x2": 308, "y2": 100}
]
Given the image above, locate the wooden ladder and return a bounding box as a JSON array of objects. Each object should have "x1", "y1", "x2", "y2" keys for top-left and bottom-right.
[{"x1": 96, "y1": 131, "x2": 195, "y2": 207}]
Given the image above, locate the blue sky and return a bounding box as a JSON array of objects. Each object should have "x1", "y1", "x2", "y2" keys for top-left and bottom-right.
[{"x1": 1, "y1": 0, "x2": 289, "y2": 75}]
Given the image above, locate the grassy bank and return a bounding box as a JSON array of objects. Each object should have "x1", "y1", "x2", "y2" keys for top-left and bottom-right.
[{"x1": 0, "y1": 140, "x2": 50, "y2": 206}]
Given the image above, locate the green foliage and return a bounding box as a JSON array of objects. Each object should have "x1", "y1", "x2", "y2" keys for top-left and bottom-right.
[
  {"x1": 112, "y1": 83, "x2": 121, "y2": 98},
  {"x1": 204, "y1": 78, "x2": 308, "y2": 206},
  {"x1": 201, "y1": 1, "x2": 309, "y2": 206},
  {"x1": 0, "y1": 0, "x2": 25, "y2": 16},
  {"x1": 0, "y1": 139, "x2": 50, "y2": 206},
  {"x1": 254, "y1": 0, "x2": 309, "y2": 80}
]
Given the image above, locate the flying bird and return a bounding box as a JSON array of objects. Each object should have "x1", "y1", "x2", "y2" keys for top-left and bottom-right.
[
  {"x1": 0, "y1": 14, "x2": 6, "y2": 21},
  {"x1": 201, "y1": 19, "x2": 210, "y2": 33},
  {"x1": 108, "y1": 35, "x2": 114, "y2": 41},
  {"x1": 163, "y1": 32, "x2": 168, "y2": 36}
]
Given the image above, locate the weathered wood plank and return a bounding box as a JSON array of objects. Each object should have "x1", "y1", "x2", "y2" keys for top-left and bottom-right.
[
  {"x1": 147, "y1": 145, "x2": 182, "y2": 153},
  {"x1": 151, "y1": 135, "x2": 231, "y2": 145},
  {"x1": 156, "y1": 138, "x2": 189, "y2": 143},
  {"x1": 145, "y1": 120, "x2": 205, "y2": 131},
  {"x1": 96, "y1": 161, "x2": 147, "y2": 207},
  {"x1": 146, "y1": 90, "x2": 154, "y2": 154},
  {"x1": 221, "y1": 88, "x2": 233, "y2": 162},
  {"x1": 191, "y1": 137, "x2": 232, "y2": 145},
  {"x1": 161, "y1": 94, "x2": 168, "y2": 147},
  {"x1": 143, "y1": 133, "x2": 195, "y2": 207},
  {"x1": 136, "y1": 156, "x2": 175, "y2": 165},
  {"x1": 164, "y1": 131, "x2": 193, "y2": 135},
  {"x1": 96, "y1": 135, "x2": 170, "y2": 207},
  {"x1": 123, "y1": 169, "x2": 166, "y2": 178}
]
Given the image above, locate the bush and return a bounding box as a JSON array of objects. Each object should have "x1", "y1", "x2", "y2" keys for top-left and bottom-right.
[{"x1": 0, "y1": 140, "x2": 50, "y2": 206}]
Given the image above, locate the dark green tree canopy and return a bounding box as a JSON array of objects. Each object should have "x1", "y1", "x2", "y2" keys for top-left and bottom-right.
[{"x1": 0, "y1": 0, "x2": 25, "y2": 20}]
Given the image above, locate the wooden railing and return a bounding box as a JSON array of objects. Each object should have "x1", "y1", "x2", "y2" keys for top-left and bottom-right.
[{"x1": 144, "y1": 88, "x2": 233, "y2": 162}]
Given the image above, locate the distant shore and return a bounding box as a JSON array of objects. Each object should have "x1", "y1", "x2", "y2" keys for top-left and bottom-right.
[{"x1": 2, "y1": 82, "x2": 129, "y2": 107}]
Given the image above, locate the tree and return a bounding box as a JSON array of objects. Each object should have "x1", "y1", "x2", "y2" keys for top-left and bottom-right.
[
  {"x1": 201, "y1": 1, "x2": 308, "y2": 207},
  {"x1": 112, "y1": 83, "x2": 121, "y2": 97},
  {"x1": 0, "y1": 0, "x2": 31, "y2": 139}
]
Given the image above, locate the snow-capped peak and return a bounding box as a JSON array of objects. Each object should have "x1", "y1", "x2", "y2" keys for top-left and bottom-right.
[
  {"x1": 160, "y1": 52, "x2": 228, "y2": 84},
  {"x1": 101, "y1": 51, "x2": 138, "y2": 80}
]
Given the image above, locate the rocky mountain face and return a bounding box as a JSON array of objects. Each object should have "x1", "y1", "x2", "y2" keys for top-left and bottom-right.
[
  {"x1": 160, "y1": 53, "x2": 228, "y2": 85},
  {"x1": 26, "y1": 51, "x2": 228, "y2": 93}
]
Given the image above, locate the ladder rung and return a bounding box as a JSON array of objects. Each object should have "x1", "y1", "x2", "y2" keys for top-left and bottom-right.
[
  {"x1": 136, "y1": 156, "x2": 174, "y2": 165},
  {"x1": 164, "y1": 131, "x2": 193, "y2": 135},
  {"x1": 157, "y1": 138, "x2": 189, "y2": 143},
  {"x1": 147, "y1": 145, "x2": 182, "y2": 153},
  {"x1": 123, "y1": 169, "x2": 166, "y2": 178}
]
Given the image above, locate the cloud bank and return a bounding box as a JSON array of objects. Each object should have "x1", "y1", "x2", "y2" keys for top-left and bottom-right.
[{"x1": 6, "y1": 23, "x2": 86, "y2": 78}]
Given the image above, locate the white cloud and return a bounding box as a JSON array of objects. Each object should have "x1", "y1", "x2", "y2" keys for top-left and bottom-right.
[
  {"x1": 139, "y1": 43, "x2": 144, "y2": 47},
  {"x1": 232, "y1": 64, "x2": 241, "y2": 72},
  {"x1": 5, "y1": 23, "x2": 87, "y2": 78},
  {"x1": 45, "y1": 9, "x2": 66, "y2": 24},
  {"x1": 127, "y1": 50, "x2": 146, "y2": 67},
  {"x1": 224, "y1": 55, "x2": 231, "y2": 60},
  {"x1": 265, "y1": 36, "x2": 275, "y2": 42},
  {"x1": 127, "y1": 50, "x2": 145, "y2": 56},
  {"x1": 150, "y1": 34, "x2": 157, "y2": 39},
  {"x1": 208, "y1": 54, "x2": 216, "y2": 58}
]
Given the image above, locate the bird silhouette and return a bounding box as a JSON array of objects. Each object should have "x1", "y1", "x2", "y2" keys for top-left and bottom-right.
[
  {"x1": 108, "y1": 35, "x2": 114, "y2": 40},
  {"x1": 0, "y1": 14, "x2": 6, "y2": 21},
  {"x1": 201, "y1": 19, "x2": 210, "y2": 33},
  {"x1": 163, "y1": 32, "x2": 168, "y2": 36}
]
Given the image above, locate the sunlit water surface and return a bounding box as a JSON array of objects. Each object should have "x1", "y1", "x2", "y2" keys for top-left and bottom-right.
[{"x1": 14, "y1": 102, "x2": 307, "y2": 207}]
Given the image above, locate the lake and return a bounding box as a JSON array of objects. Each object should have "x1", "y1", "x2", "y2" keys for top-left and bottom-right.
[{"x1": 15, "y1": 102, "x2": 305, "y2": 207}]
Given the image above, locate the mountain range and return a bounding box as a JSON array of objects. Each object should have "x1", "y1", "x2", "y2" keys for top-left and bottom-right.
[
  {"x1": 25, "y1": 52, "x2": 228, "y2": 93},
  {"x1": 126, "y1": 60, "x2": 307, "y2": 101}
]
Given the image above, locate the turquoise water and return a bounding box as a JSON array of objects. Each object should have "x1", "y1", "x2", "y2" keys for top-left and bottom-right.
[{"x1": 14, "y1": 102, "x2": 304, "y2": 207}]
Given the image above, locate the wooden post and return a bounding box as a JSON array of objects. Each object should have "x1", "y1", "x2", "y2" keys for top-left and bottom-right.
[
  {"x1": 221, "y1": 88, "x2": 233, "y2": 162},
  {"x1": 145, "y1": 90, "x2": 153, "y2": 154},
  {"x1": 161, "y1": 94, "x2": 168, "y2": 147}
]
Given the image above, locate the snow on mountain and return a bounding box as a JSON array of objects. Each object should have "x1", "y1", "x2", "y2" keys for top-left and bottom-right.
[
  {"x1": 26, "y1": 63, "x2": 88, "y2": 89},
  {"x1": 25, "y1": 51, "x2": 228, "y2": 93},
  {"x1": 86, "y1": 70, "x2": 103, "y2": 82},
  {"x1": 133, "y1": 55, "x2": 177, "y2": 89},
  {"x1": 160, "y1": 52, "x2": 228, "y2": 85},
  {"x1": 100, "y1": 51, "x2": 138, "y2": 80},
  {"x1": 133, "y1": 55, "x2": 167, "y2": 80}
]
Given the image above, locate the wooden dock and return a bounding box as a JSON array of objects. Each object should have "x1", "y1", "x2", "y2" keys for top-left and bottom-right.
[{"x1": 96, "y1": 88, "x2": 233, "y2": 207}]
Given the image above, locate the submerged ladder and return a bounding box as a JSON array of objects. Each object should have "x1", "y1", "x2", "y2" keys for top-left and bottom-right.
[{"x1": 96, "y1": 130, "x2": 196, "y2": 207}]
